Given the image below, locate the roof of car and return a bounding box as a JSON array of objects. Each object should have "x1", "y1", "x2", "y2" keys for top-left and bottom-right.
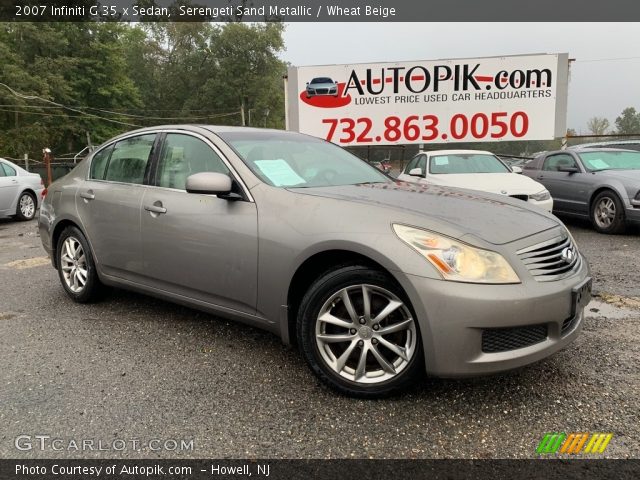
[
  {"x1": 547, "y1": 147, "x2": 635, "y2": 155},
  {"x1": 107, "y1": 124, "x2": 293, "y2": 139},
  {"x1": 569, "y1": 140, "x2": 640, "y2": 149},
  {"x1": 419, "y1": 149, "x2": 494, "y2": 156}
]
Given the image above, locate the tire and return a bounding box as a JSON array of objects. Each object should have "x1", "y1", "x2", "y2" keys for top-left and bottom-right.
[
  {"x1": 56, "y1": 226, "x2": 103, "y2": 303},
  {"x1": 15, "y1": 191, "x2": 36, "y2": 221},
  {"x1": 590, "y1": 190, "x2": 626, "y2": 234},
  {"x1": 297, "y1": 265, "x2": 423, "y2": 398}
]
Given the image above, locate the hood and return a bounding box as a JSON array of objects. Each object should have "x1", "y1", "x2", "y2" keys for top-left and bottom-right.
[
  {"x1": 289, "y1": 181, "x2": 559, "y2": 245},
  {"x1": 596, "y1": 170, "x2": 640, "y2": 183},
  {"x1": 424, "y1": 173, "x2": 547, "y2": 195}
]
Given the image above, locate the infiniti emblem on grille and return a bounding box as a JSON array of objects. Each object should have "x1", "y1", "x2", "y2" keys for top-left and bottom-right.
[
  {"x1": 560, "y1": 247, "x2": 575, "y2": 264},
  {"x1": 501, "y1": 190, "x2": 507, "y2": 194}
]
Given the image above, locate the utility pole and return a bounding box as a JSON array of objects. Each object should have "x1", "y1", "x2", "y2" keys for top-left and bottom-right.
[
  {"x1": 240, "y1": 102, "x2": 245, "y2": 126},
  {"x1": 24, "y1": 153, "x2": 29, "y2": 172}
]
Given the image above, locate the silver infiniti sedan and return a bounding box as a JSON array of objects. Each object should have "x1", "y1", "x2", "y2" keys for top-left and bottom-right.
[{"x1": 39, "y1": 126, "x2": 591, "y2": 397}]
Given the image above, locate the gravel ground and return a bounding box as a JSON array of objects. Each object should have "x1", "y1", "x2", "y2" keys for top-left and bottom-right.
[{"x1": 0, "y1": 216, "x2": 638, "y2": 459}]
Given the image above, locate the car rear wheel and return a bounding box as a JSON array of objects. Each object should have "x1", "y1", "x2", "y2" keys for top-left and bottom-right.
[
  {"x1": 590, "y1": 191, "x2": 626, "y2": 234},
  {"x1": 15, "y1": 191, "x2": 36, "y2": 221},
  {"x1": 297, "y1": 265, "x2": 422, "y2": 397},
  {"x1": 56, "y1": 226, "x2": 103, "y2": 303}
]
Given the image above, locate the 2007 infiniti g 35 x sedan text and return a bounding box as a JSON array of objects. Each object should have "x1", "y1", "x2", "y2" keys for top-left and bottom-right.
[{"x1": 39, "y1": 126, "x2": 592, "y2": 397}]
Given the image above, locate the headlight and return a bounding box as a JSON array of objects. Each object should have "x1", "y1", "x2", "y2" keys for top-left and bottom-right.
[
  {"x1": 393, "y1": 224, "x2": 520, "y2": 284},
  {"x1": 530, "y1": 190, "x2": 551, "y2": 201}
]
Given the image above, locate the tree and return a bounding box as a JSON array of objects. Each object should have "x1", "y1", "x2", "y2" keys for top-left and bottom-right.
[
  {"x1": 586, "y1": 117, "x2": 610, "y2": 136},
  {"x1": 615, "y1": 107, "x2": 640, "y2": 134},
  {"x1": 0, "y1": 23, "x2": 142, "y2": 157}
]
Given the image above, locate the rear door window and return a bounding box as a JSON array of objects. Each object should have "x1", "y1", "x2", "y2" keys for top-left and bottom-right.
[
  {"x1": 1, "y1": 163, "x2": 16, "y2": 176},
  {"x1": 89, "y1": 145, "x2": 114, "y2": 180},
  {"x1": 104, "y1": 134, "x2": 156, "y2": 184}
]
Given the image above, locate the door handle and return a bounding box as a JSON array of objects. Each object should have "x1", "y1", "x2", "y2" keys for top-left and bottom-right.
[
  {"x1": 537, "y1": 175, "x2": 544, "y2": 180},
  {"x1": 80, "y1": 190, "x2": 95, "y2": 200},
  {"x1": 144, "y1": 203, "x2": 167, "y2": 214}
]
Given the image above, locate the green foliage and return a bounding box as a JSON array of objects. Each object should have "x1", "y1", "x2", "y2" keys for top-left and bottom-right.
[
  {"x1": 615, "y1": 107, "x2": 640, "y2": 135},
  {"x1": 0, "y1": 21, "x2": 287, "y2": 158}
]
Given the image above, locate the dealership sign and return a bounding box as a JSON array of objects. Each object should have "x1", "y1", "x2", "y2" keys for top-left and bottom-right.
[{"x1": 286, "y1": 53, "x2": 569, "y2": 145}]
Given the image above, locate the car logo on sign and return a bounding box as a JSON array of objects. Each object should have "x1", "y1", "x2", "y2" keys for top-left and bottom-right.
[{"x1": 560, "y1": 247, "x2": 575, "y2": 264}]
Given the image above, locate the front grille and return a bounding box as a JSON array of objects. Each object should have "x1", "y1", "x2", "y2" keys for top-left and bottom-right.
[
  {"x1": 517, "y1": 235, "x2": 581, "y2": 282},
  {"x1": 510, "y1": 194, "x2": 529, "y2": 201},
  {"x1": 316, "y1": 88, "x2": 329, "y2": 94},
  {"x1": 482, "y1": 324, "x2": 548, "y2": 353}
]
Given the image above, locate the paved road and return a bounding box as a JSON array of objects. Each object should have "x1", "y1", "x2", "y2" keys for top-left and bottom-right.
[{"x1": 1, "y1": 216, "x2": 638, "y2": 459}]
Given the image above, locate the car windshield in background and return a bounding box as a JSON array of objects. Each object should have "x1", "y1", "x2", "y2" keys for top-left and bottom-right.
[
  {"x1": 429, "y1": 154, "x2": 510, "y2": 174},
  {"x1": 218, "y1": 131, "x2": 390, "y2": 188},
  {"x1": 578, "y1": 151, "x2": 640, "y2": 171}
]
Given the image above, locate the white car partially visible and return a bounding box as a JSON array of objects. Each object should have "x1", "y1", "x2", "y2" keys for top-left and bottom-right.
[
  {"x1": 0, "y1": 158, "x2": 45, "y2": 221},
  {"x1": 397, "y1": 149, "x2": 553, "y2": 212}
]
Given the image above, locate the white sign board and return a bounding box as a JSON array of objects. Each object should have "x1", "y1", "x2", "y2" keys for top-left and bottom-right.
[{"x1": 286, "y1": 53, "x2": 569, "y2": 145}]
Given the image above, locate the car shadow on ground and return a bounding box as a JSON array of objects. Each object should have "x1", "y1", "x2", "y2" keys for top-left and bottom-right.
[{"x1": 76, "y1": 286, "x2": 593, "y2": 404}]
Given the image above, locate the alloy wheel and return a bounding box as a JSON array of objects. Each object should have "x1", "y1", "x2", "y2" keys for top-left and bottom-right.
[
  {"x1": 60, "y1": 237, "x2": 88, "y2": 293},
  {"x1": 595, "y1": 197, "x2": 616, "y2": 229},
  {"x1": 315, "y1": 284, "x2": 417, "y2": 384},
  {"x1": 19, "y1": 194, "x2": 35, "y2": 219}
]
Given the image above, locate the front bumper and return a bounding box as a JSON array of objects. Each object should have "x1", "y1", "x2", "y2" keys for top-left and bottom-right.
[
  {"x1": 397, "y1": 254, "x2": 590, "y2": 377},
  {"x1": 625, "y1": 203, "x2": 640, "y2": 225}
]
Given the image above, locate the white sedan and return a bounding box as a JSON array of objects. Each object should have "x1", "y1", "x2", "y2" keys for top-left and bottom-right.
[
  {"x1": 0, "y1": 158, "x2": 45, "y2": 221},
  {"x1": 397, "y1": 149, "x2": 553, "y2": 211}
]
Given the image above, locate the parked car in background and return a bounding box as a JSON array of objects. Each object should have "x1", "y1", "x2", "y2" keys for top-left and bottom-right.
[
  {"x1": 0, "y1": 158, "x2": 44, "y2": 221},
  {"x1": 499, "y1": 155, "x2": 533, "y2": 169},
  {"x1": 39, "y1": 126, "x2": 591, "y2": 397},
  {"x1": 568, "y1": 140, "x2": 640, "y2": 152},
  {"x1": 305, "y1": 77, "x2": 339, "y2": 98},
  {"x1": 370, "y1": 160, "x2": 392, "y2": 174},
  {"x1": 522, "y1": 148, "x2": 640, "y2": 234},
  {"x1": 397, "y1": 150, "x2": 553, "y2": 212}
]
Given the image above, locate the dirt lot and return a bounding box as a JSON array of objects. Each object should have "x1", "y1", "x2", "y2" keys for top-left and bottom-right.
[{"x1": 0, "y1": 216, "x2": 638, "y2": 459}]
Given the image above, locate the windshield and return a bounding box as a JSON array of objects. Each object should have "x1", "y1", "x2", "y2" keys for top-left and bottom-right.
[
  {"x1": 311, "y1": 77, "x2": 334, "y2": 84},
  {"x1": 429, "y1": 154, "x2": 509, "y2": 174},
  {"x1": 218, "y1": 131, "x2": 390, "y2": 188},
  {"x1": 578, "y1": 151, "x2": 640, "y2": 171}
]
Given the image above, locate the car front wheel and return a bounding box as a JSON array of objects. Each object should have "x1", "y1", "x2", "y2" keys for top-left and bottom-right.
[
  {"x1": 590, "y1": 191, "x2": 626, "y2": 234},
  {"x1": 297, "y1": 266, "x2": 422, "y2": 397},
  {"x1": 56, "y1": 226, "x2": 103, "y2": 302}
]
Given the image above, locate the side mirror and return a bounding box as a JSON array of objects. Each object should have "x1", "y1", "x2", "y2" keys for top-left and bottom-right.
[
  {"x1": 558, "y1": 166, "x2": 579, "y2": 174},
  {"x1": 186, "y1": 172, "x2": 232, "y2": 195},
  {"x1": 409, "y1": 168, "x2": 423, "y2": 177},
  {"x1": 511, "y1": 166, "x2": 523, "y2": 174}
]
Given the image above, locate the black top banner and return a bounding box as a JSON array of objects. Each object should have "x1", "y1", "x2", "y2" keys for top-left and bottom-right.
[{"x1": 4, "y1": 0, "x2": 640, "y2": 21}]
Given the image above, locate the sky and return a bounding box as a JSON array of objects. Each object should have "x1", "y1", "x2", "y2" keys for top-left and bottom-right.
[{"x1": 281, "y1": 23, "x2": 640, "y2": 134}]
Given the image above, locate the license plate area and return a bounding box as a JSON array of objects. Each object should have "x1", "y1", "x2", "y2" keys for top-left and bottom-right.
[{"x1": 571, "y1": 277, "x2": 592, "y2": 317}]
